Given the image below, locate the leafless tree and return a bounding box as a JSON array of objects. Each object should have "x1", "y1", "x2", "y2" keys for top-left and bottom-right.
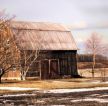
[
  {"x1": 20, "y1": 50, "x2": 40, "y2": 80},
  {"x1": 0, "y1": 10, "x2": 41, "y2": 81},
  {"x1": 13, "y1": 27, "x2": 42, "y2": 80},
  {"x1": 85, "y1": 32, "x2": 108, "y2": 78},
  {"x1": 0, "y1": 10, "x2": 19, "y2": 83}
]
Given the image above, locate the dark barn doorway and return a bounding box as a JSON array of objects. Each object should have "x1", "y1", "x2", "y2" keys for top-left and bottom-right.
[
  {"x1": 41, "y1": 59, "x2": 60, "y2": 79},
  {"x1": 50, "y1": 59, "x2": 59, "y2": 79},
  {"x1": 41, "y1": 60, "x2": 49, "y2": 79}
]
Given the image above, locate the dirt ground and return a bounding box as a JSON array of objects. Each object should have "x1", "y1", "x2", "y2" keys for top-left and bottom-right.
[{"x1": 0, "y1": 90, "x2": 108, "y2": 106}]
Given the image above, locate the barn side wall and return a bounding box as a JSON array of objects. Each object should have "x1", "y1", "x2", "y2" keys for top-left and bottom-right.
[
  {"x1": 2, "y1": 50, "x2": 78, "y2": 80},
  {"x1": 37, "y1": 50, "x2": 78, "y2": 78},
  {"x1": 2, "y1": 70, "x2": 21, "y2": 80}
]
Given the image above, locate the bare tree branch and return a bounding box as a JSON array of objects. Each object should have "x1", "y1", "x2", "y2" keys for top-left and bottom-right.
[{"x1": 85, "y1": 32, "x2": 108, "y2": 78}]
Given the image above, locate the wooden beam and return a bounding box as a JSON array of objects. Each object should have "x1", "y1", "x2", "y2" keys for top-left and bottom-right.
[
  {"x1": 39, "y1": 61, "x2": 41, "y2": 80},
  {"x1": 58, "y1": 59, "x2": 60, "y2": 74},
  {"x1": 49, "y1": 60, "x2": 51, "y2": 75}
]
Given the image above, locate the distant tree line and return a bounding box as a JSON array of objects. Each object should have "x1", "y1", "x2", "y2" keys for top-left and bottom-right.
[{"x1": 78, "y1": 54, "x2": 108, "y2": 62}]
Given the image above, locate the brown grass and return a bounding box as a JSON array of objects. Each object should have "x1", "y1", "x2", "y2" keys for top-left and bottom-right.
[{"x1": 0, "y1": 78, "x2": 108, "y2": 91}]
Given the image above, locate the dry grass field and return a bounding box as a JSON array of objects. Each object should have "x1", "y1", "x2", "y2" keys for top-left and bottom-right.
[
  {"x1": 0, "y1": 68, "x2": 108, "y2": 94},
  {"x1": 78, "y1": 68, "x2": 108, "y2": 78},
  {"x1": 0, "y1": 78, "x2": 108, "y2": 94}
]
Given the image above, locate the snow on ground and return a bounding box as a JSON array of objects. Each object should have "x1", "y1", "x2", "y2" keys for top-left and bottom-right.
[
  {"x1": 0, "y1": 93, "x2": 37, "y2": 97},
  {"x1": 71, "y1": 98, "x2": 108, "y2": 103},
  {"x1": 0, "y1": 87, "x2": 40, "y2": 91},
  {"x1": 1, "y1": 86, "x2": 108, "y2": 94},
  {"x1": 43, "y1": 87, "x2": 108, "y2": 93},
  {"x1": 89, "y1": 94, "x2": 100, "y2": 97}
]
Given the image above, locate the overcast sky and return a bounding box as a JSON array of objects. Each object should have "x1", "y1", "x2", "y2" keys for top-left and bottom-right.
[
  {"x1": 0, "y1": 0, "x2": 108, "y2": 51},
  {"x1": 0, "y1": 0, "x2": 108, "y2": 25}
]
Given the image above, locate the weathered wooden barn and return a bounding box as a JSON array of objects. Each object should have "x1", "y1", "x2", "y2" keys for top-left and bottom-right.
[{"x1": 3, "y1": 21, "x2": 79, "y2": 80}]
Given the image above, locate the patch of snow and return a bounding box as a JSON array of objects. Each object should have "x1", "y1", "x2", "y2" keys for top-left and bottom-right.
[
  {"x1": 51, "y1": 105, "x2": 65, "y2": 106},
  {"x1": 0, "y1": 93, "x2": 36, "y2": 97},
  {"x1": 90, "y1": 94, "x2": 100, "y2": 97},
  {"x1": 57, "y1": 98, "x2": 72, "y2": 101},
  {"x1": 0, "y1": 87, "x2": 39, "y2": 91},
  {"x1": 43, "y1": 87, "x2": 108, "y2": 94},
  {"x1": 71, "y1": 98, "x2": 108, "y2": 103},
  {"x1": 36, "y1": 100, "x2": 45, "y2": 103}
]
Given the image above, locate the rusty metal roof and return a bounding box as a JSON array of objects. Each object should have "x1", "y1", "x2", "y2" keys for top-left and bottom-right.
[
  {"x1": 11, "y1": 21, "x2": 69, "y2": 31},
  {"x1": 11, "y1": 21, "x2": 77, "y2": 50}
]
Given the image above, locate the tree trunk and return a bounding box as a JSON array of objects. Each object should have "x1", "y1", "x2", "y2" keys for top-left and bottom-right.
[
  {"x1": 92, "y1": 53, "x2": 96, "y2": 78},
  {"x1": 101, "y1": 68, "x2": 106, "y2": 82},
  {"x1": 92, "y1": 68, "x2": 94, "y2": 78},
  {"x1": 0, "y1": 76, "x2": 2, "y2": 83},
  {"x1": 21, "y1": 72, "x2": 26, "y2": 81},
  {"x1": 0, "y1": 68, "x2": 5, "y2": 83},
  {"x1": 21, "y1": 75, "x2": 26, "y2": 80}
]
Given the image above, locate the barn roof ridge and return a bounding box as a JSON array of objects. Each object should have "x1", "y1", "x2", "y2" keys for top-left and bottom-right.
[
  {"x1": 12, "y1": 27, "x2": 70, "y2": 32},
  {"x1": 11, "y1": 21, "x2": 70, "y2": 32}
]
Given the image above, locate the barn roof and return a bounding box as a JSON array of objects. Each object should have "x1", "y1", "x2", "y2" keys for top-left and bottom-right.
[{"x1": 11, "y1": 21, "x2": 77, "y2": 50}]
